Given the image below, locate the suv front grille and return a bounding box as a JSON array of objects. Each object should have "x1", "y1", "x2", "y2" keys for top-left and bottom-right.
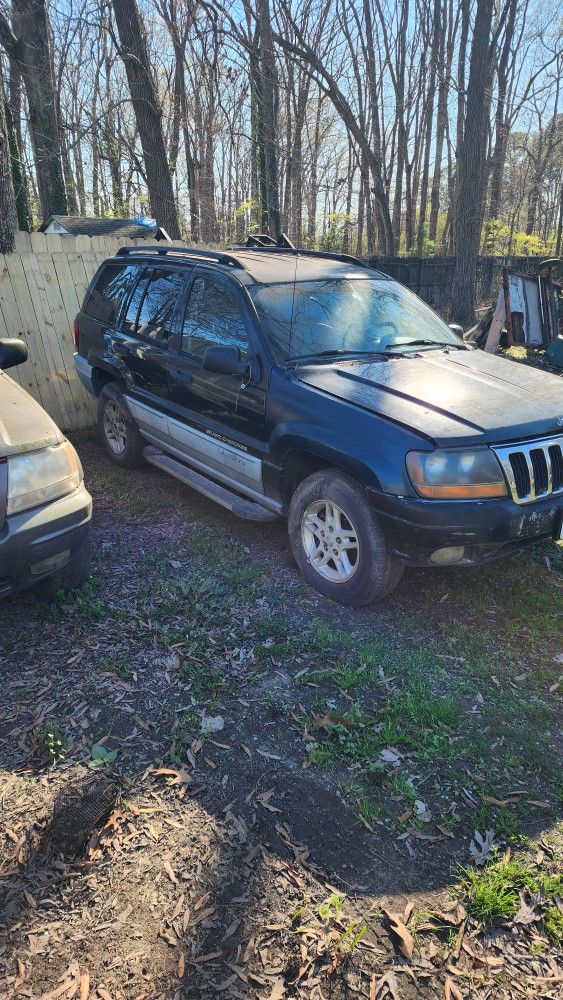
[{"x1": 493, "y1": 436, "x2": 563, "y2": 504}]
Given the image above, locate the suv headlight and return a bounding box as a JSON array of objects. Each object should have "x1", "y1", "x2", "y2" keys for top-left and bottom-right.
[
  {"x1": 406, "y1": 448, "x2": 507, "y2": 499},
  {"x1": 7, "y1": 440, "x2": 83, "y2": 515}
]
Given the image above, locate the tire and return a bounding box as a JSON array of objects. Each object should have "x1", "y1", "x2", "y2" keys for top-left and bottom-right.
[
  {"x1": 34, "y1": 536, "x2": 91, "y2": 599},
  {"x1": 288, "y1": 471, "x2": 403, "y2": 606},
  {"x1": 98, "y1": 381, "x2": 145, "y2": 468}
]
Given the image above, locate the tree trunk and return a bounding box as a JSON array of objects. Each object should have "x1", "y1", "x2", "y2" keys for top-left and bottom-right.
[
  {"x1": 451, "y1": 0, "x2": 495, "y2": 327},
  {"x1": 416, "y1": 0, "x2": 441, "y2": 253},
  {"x1": 307, "y1": 93, "x2": 322, "y2": 246},
  {"x1": 488, "y1": 0, "x2": 517, "y2": 220},
  {"x1": 257, "y1": 0, "x2": 282, "y2": 236},
  {"x1": 0, "y1": 0, "x2": 67, "y2": 218},
  {"x1": 391, "y1": 0, "x2": 409, "y2": 247},
  {"x1": 111, "y1": 0, "x2": 180, "y2": 237},
  {"x1": 5, "y1": 65, "x2": 30, "y2": 230},
  {"x1": 429, "y1": 0, "x2": 451, "y2": 242},
  {"x1": 0, "y1": 79, "x2": 17, "y2": 253}
]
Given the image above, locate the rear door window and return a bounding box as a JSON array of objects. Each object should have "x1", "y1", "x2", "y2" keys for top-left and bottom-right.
[
  {"x1": 123, "y1": 268, "x2": 187, "y2": 342},
  {"x1": 136, "y1": 269, "x2": 187, "y2": 342},
  {"x1": 83, "y1": 263, "x2": 140, "y2": 324}
]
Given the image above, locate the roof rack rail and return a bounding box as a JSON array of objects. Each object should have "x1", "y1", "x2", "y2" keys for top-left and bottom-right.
[
  {"x1": 229, "y1": 242, "x2": 368, "y2": 268},
  {"x1": 115, "y1": 245, "x2": 244, "y2": 269}
]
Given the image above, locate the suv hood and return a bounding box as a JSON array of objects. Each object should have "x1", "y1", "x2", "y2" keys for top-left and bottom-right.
[
  {"x1": 0, "y1": 369, "x2": 64, "y2": 458},
  {"x1": 296, "y1": 348, "x2": 563, "y2": 446}
]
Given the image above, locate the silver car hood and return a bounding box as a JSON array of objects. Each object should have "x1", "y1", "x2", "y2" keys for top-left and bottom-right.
[{"x1": 0, "y1": 370, "x2": 64, "y2": 458}]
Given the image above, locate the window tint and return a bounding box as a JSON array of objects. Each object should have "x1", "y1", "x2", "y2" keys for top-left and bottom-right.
[
  {"x1": 125, "y1": 268, "x2": 186, "y2": 341},
  {"x1": 123, "y1": 272, "x2": 150, "y2": 333},
  {"x1": 83, "y1": 264, "x2": 140, "y2": 324},
  {"x1": 181, "y1": 275, "x2": 248, "y2": 358}
]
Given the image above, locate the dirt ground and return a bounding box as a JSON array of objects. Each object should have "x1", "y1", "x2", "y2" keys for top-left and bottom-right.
[{"x1": 1, "y1": 435, "x2": 562, "y2": 1000}]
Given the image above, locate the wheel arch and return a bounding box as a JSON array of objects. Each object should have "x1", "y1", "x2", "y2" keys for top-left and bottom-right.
[
  {"x1": 90, "y1": 361, "x2": 129, "y2": 397},
  {"x1": 278, "y1": 441, "x2": 382, "y2": 504}
]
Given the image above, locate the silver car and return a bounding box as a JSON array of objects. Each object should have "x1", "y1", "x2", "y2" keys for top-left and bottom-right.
[{"x1": 0, "y1": 339, "x2": 92, "y2": 598}]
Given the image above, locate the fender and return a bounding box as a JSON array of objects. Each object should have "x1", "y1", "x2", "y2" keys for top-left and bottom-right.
[
  {"x1": 270, "y1": 424, "x2": 384, "y2": 491},
  {"x1": 87, "y1": 348, "x2": 134, "y2": 392}
]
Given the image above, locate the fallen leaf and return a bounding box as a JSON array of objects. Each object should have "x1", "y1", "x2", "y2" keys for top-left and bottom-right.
[
  {"x1": 382, "y1": 910, "x2": 414, "y2": 960},
  {"x1": 79, "y1": 973, "x2": 89, "y2": 1000},
  {"x1": 444, "y1": 977, "x2": 463, "y2": 1000},
  {"x1": 469, "y1": 829, "x2": 499, "y2": 865},
  {"x1": 39, "y1": 980, "x2": 77, "y2": 1000},
  {"x1": 267, "y1": 979, "x2": 286, "y2": 1000},
  {"x1": 371, "y1": 970, "x2": 399, "y2": 999},
  {"x1": 408, "y1": 829, "x2": 446, "y2": 842},
  {"x1": 436, "y1": 824, "x2": 455, "y2": 838},
  {"x1": 223, "y1": 917, "x2": 241, "y2": 939},
  {"x1": 154, "y1": 767, "x2": 192, "y2": 789},
  {"x1": 163, "y1": 860, "x2": 178, "y2": 884},
  {"x1": 513, "y1": 895, "x2": 538, "y2": 925},
  {"x1": 193, "y1": 950, "x2": 223, "y2": 964},
  {"x1": 256, "y1": 788, "x2": 282, "y2": 813}
]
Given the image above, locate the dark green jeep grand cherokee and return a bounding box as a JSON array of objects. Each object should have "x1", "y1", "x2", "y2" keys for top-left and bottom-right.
[{"x1": 73, "y1": 241, "x2": 563, "y2": 606}]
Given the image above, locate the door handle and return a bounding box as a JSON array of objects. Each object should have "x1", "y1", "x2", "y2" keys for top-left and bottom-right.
[{"x1": 171, "y1": 368, "x2": 193, "y2": 385}]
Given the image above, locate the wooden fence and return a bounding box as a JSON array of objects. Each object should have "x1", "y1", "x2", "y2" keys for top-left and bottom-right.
[
  {"x1": 0, "y1": 233, "x2": 195, "y2": 431},
  {"x1": 0, "y1": 234, "x2": 548, "y2": 431}
]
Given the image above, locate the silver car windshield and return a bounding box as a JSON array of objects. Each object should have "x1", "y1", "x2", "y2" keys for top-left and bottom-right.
[{"x1": 249, "y1": 277, "x2": 462, "y2": 360}]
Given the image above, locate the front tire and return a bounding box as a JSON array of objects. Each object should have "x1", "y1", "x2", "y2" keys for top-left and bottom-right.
[
  {"x1": 288, "y1": 471, "x2": 403, "y2": 606},
  {"x1": 98, "y1": 381, "x2": 145, "y2": 468}
]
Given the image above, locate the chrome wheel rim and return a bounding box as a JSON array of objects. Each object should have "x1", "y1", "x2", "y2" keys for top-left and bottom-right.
[
  {"x1": 301, "y1": 499, "x2": 359, "y2": 584},
  {"x1": 103, "y1": 400, "x2": 127, "y2": 455}
]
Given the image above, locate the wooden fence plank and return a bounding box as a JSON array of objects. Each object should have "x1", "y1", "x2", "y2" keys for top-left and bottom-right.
[{"x1": 4, "y1": 252, "x2": 64, "y2": 424}]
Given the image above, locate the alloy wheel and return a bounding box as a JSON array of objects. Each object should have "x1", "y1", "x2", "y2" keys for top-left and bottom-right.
[{"x1": 301, "y1": 499, "x2": 359, "y2": 583}]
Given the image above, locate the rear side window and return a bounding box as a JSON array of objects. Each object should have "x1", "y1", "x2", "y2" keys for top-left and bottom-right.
[
  {"x1": 124, "y1": 268, "x2": 187, "y2": 342},
  {"x1": 83, "y1": 264, "x2": 140, "y2": 324}
]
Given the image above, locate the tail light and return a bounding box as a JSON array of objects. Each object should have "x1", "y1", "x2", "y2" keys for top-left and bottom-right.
[{"x1": 72, "y1": 317, "x2": 79, "y2": 350}]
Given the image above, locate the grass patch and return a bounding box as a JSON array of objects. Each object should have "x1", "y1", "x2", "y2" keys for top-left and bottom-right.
[{"x1": 458, "y1": 858, "x2": 563, "y2": 930}]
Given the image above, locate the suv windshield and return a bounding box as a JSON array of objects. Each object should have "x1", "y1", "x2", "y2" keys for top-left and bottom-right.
[{"x1": 249, "y1": 277, "x2": 462, "y2": 361}]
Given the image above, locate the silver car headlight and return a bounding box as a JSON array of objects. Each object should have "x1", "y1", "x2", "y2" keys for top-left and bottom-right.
[{"x1": 7, "y1": 440, "x2": 83, "y2": 515}]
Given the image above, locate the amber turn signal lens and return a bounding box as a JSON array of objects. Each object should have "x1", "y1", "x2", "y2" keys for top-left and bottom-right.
[{"x1": 414, "y1": 482, "x2": 507, "y2": 499}]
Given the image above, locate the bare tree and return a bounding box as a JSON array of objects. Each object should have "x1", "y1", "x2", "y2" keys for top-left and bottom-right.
[
  {"x1": 0, "y1": 68, "x2": 17, "y2": 251},
  {"x1": 111, "y1": 0, "x2": 180, "y2": 237},
  {"x1": 0, "y1": 0, "x2": 67, "y2": 218}
]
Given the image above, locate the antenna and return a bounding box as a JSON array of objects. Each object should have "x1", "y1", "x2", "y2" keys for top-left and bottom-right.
[{"x1": 287, "y1": 247, "x2": 299, "y2": 362}]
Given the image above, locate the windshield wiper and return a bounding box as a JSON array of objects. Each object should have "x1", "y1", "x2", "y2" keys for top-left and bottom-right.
[
  {"x1": 384, "y1": 339, "x2": 467, "y2": 351},
  {"x1": 289, "y1": 349, "x2": 386, "y2": 364}
]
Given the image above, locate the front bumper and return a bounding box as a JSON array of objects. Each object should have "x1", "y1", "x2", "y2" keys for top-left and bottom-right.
[
  {"x1": 367, "y1": 488, "x2": 562, "y2": 566},
  {"x1": 0, "y1": 483, "x2": 92, "y2": 596}
]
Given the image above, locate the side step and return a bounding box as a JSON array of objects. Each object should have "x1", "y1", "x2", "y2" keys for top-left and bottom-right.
[{"x1": 143, "y1": 446, "x2": 281, "y2": 522}]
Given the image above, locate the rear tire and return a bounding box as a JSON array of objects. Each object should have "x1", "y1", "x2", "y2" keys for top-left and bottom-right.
[
  {"x1": 34, "y1": 536, "x2": 91, "y2": 600},
  {"x1": 98, "y1": 381, "x2": 145, "y2": 468},
  {"x1": 288, "y1": 471, "x2": 403, "y2": 606}
]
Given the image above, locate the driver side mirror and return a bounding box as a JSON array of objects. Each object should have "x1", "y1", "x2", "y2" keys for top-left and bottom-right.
[
  {"x1": 0, "y1": 338, "x2": 28, "y2": 370},
  {"x1": 203, "y1": 345, "x2": 256, "y2": 379},
  {"x1": 448, "y1": 323, "x2": 464, "y2": 338}
]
